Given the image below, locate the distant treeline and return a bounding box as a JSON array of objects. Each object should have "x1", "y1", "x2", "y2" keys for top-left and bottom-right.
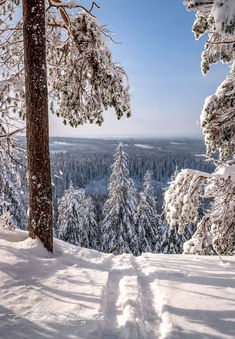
[{"x1": 51, "y1": 150, "x2": 215, "y2": 198}]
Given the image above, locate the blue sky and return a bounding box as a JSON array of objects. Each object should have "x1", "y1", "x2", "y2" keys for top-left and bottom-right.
[{"x1": 50, "y1": 0, "x2": 229, "y2": 138}]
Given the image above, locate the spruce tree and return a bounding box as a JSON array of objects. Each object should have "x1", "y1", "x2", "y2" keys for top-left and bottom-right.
[
  {"x1": 57, "y1": 184, "x2": 98, "y2": 249},
  {"x1": 137, "y1": 171, "x2": 160, "y2": 253},
  {"x1": 101, "y1": 142, "x2": 139, "y2": 256}
]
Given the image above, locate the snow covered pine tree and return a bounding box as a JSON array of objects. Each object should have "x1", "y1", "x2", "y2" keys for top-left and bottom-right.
[
  {"x1": 165, "y1": 1, "x2": 235, "y2": 255},
  {"x1": 101, "y1": 142, "x2": 139, "y2": 256},
  {"x1": 137, "y1": 171, "x2": 160, "y2": 253},
  {"x1": 0, "y1": 0, "x2": 131, "y2": 251},
  {"x1": 57, "y1": 183, "x2": 98, "y2": 249}
]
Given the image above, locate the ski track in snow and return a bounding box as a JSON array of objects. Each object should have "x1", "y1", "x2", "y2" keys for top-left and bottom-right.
[
  {"x1": 96, "y1": 254, "x2": 167, "y2": 339},
  {"x1": 0, "y1": 230, "x2": 235, "y2": 339}
]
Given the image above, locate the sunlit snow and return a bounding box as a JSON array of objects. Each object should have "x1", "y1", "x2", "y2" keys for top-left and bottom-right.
[{"x1": 0, "y1": 229, "x2": 234, "y2": 339}]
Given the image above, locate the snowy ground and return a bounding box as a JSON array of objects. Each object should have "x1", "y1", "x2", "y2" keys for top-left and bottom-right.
[{"x1": 0, "y1": 230, "x2": 235, "y2": 339}]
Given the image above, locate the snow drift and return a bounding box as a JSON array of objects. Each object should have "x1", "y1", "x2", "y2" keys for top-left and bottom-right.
[{"x1": 0, "y1": 229, "x2": 235, "y2": 339}]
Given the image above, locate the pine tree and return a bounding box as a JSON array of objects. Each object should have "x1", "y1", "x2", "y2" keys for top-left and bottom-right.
[
  {"x1": 101, "y1": 142, "x2": 139, "y2": 256},
  {"x1": 57, "y1": 184, "x2": 98, "y2": 249},
  {"x1": 137, "y1": 171, "x2": 160, "y2": 253},
  {"x1": 0, "y1": 1, "x2": 131, "y2": 252}
]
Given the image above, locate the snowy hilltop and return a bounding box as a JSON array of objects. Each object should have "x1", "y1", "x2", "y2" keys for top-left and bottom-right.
[{"x1": 0, "y1": 229, "x2": 235, "y2": 339}]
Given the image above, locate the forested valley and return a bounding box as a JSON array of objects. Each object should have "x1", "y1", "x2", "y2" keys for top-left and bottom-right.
[{"x1": 5, "y1": 137, "x2": 215, "y2": 254}]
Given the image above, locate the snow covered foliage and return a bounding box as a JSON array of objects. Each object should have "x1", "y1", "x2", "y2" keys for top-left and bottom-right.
[
  {"x1": 0, "y1": 0, "x2": 131, "y2": 127},
  {"x1": 0, "y1": 128, "x2": 26, "y2": 229},
  {"x1": 0, "y1": 210, "x2": 16, "y2": 230},
  {"x1": 185, "y1": 0, "x2": 235, "y2": 40},
  {"x1": 164, "y1": 1, "x2": 235, "y2": 255},
  {"x1": 183, "y1": 216, "x2": 212, "y2": 255},
  {"x1": 185, "y1": 0, "x2": 235, "y2": 160},
  {"x1": 101, "y1": 142, "x2": 139, "y2": 256},
  {"x1": 160, "y1": 223, "x2": 193, "y2": 254},
  {"x1": 0, "y1": 1, "x2": 25, "y2": 121},
  {"x1": 160, "y1": 167, "x2": 194, "y2": 254},
  {"x1": 201, "y1": 64, "x2": 235, "y2": 160},
  {"x1": 57, "y1": 183, "x2": 98, "y2": 249},
  {"x1": 205, "y1": 165, "x2": 235, "y2": 254},
  {"x1": 165, "y1": 169, "x2": 209, "y2": 234},
  {"x1": 165, "y1": 163, "x2": 235, "y2": 255},
  {"x1": 137, "y1": 171, "x2": 160, "y2": 253},
  {"x1": 47, "y1": 10, "x2": 130, "y2": 126}
]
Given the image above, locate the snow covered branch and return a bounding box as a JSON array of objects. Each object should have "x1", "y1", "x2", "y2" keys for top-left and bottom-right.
[
  {"x1": 49, "y1": 0, "x2": 100, "y2": 16},
  {"x1": 164, "y1": 0, "x2": 235, "y2": 255},
  {"x1": 165, "y1": 169, "x2": 210, "y2": 233},
  {"x1": 201, "y1": 65, "x2": 235, "y2": 160},
  {"x1": 184, "y1": 0, "x2": 235, "y2": 160},
  {"x1": 165, "y1": 164, "x2": 235, "y2": 255},
  {"x1": 0, "y1": 1, "x2": 131, "y2": 129}
]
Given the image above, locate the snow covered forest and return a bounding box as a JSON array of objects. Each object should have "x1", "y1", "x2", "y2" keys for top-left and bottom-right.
[
  {"x1": 4, "y1": 138, "x2": 215, "y2": 254},
  {"x1": 0, "y1": 0, "x2": 235, "y2": 338}
]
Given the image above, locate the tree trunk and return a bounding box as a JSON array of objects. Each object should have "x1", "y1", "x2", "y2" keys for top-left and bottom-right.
[{"x1": 23, "y1": 0, "x2": 53, "y2": 252}]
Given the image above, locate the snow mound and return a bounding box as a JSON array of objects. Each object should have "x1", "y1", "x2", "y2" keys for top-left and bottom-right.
[{"x1": 0, "y1": 229, "x2": 235, "y2": 339}]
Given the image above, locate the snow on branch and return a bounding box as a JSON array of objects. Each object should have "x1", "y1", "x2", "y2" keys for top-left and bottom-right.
[
  {"x1": 201, "y1": 64, "x2": 235, "y2": 160},
  {"x1": 49, "y1": 0, "x2": 100, "y2": 16},
  {"x1": 183, "y1": 216, "x2": 212, "y2": 254},
  {"x1": 185, "y1": 1, "x2": 235, "y2": 72},
  {"x1": 165, "y1": 164, "x2": 235, "y2": 255},
  {"x1": 0, "y1": 1, "x2": 131, "y2": 128},
  {"x1": 171, "y1": 1, "x2": 235, "y2": 255},
  {"x1": 184, "y1": 0, "x2": 235, "y2": 160},
  {"x1": 165, "y1": 169, "x2": 210, "y2": 234},
  {"x1": 185, "y1": 0, "x2": 235, "y2": 38}
]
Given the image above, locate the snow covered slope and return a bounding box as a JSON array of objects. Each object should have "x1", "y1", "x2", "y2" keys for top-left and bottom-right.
[{"x1": 0, "y1": 229, "x2": 235, "y2": 339}]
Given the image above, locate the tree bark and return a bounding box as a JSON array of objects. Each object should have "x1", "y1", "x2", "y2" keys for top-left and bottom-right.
[{"x1": 23, "y1": 0, "x2": 53, "y2": 252}]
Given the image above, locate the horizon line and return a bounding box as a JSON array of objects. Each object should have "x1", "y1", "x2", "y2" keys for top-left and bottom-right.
[{"x1": 18, "y1": 134, "x2": 204, "y2": 140}]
